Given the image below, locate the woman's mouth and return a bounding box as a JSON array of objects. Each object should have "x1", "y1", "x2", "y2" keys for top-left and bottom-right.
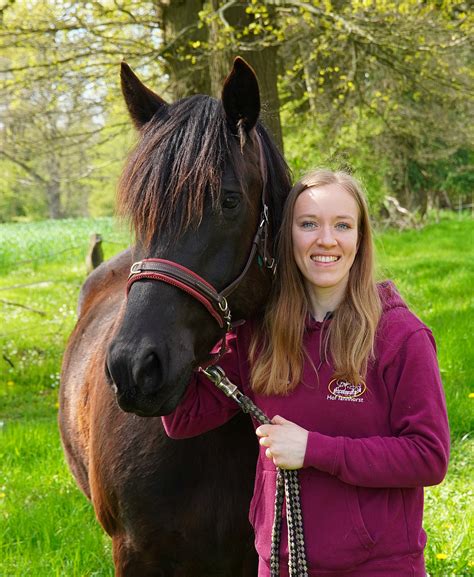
[{"x1": 310, "y1": 255, "x2": 341, "y2": 263}]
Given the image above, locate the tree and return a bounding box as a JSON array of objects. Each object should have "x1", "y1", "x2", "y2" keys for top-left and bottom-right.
[{"x1": 0, "y1": 0, "x2": 472, "y2": 220}]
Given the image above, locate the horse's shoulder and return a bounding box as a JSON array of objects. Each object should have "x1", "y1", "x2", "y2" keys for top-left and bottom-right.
[{"x1": 77, "y1": 248, "x2": 132, "y2": 317}]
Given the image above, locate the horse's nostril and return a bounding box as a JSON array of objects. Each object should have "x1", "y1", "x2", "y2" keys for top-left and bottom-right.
[
  {"x1": 135, "y1": 350, "x2": 163, "y2": 393},
  {"x1": 143, "y1": 351, "x2": 158, "y2": 371}
]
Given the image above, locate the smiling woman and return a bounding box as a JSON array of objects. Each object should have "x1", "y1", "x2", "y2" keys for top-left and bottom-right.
[
  {"x1": 162, "y1": 168, "x2": 450, "y2": 577},
  {"x1": 252, "y1": 169, "x2": 382, "y2": 394},
  {"x1": 291, "y1": 181, "x2": 360, "y2": 316}
]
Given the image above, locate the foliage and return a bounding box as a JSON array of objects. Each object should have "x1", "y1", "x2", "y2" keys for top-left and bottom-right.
[
  {"x1": 275, "y1": 0, "x2": 472, "y2": 211},
  {"x1": 0, "y1": 1, "x2": 472, "y2": 220},
  {"x1": 0, "y1": 0, "x2": 157, "y2": 221},
  {"x1": 0, "y1": 216, "x2": 473, "y2": 575},
  {"x1": 282, "y1": 116, "x2": 389, "y2": 213}
]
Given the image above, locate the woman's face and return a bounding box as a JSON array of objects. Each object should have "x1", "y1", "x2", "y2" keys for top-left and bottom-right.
[{"x1": 292, "y1": 183, "x2": 360, "y2": 297}]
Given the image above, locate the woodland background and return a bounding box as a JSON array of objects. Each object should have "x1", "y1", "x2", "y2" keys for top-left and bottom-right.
[
  {"x1": 1, "y1": 2, "x2": 473, "y2": 575},
  {"x1": 0, "y1": 0, "x2": 472, "y2": 223}
]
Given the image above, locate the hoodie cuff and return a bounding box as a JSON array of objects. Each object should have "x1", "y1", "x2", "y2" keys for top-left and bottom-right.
[{"x1": 303, "y1": 431, "x2": 340, "y2": 475}]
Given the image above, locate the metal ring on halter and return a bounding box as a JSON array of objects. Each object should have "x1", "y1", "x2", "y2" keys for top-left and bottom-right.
[{"x1": 218, "y1": 296, "x2": 229, "y2": 312}]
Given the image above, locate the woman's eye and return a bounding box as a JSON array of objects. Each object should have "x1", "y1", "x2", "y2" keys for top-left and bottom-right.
[
  {"x1": 222, "y1": 194, "x2": 240, "y2": 210},
  {"x1": 301, "y1": 221, "x2": 316, "y2": 229},
  {"x1": 336, "y1": 222, "x2": 350, "y2": 230}
]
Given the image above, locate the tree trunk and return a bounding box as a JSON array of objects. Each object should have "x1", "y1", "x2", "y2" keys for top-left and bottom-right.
[
  {"x1": 220, "y1": 2, "x2": 283, "y2": 151},
  {"x1": 46, "y1": 155, "x2": 62, "y2": 219},
  {"x1": 154, "y1": 1, "x2": 283, "y2": 150},
  {"x1": 154, "y1": 0, "x2": 211, "y2": 98}
]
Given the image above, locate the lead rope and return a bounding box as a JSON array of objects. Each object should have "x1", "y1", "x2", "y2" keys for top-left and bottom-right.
[{"x1": 200, "y1": 365, "x2": 308, "y2": 577}]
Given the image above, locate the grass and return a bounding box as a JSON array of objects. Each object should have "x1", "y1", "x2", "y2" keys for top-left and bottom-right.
[{"x1": 0, "y1": 214, "x2": 473, "y2": 576}]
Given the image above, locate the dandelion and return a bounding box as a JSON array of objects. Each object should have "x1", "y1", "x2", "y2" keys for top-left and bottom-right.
[
  {"x1": 468, "y1": 393, "x2": 474, "y2": 398},
  {"x1": 7, "y1": 381, "x2": 14, "y2": 386},
  {"x1": 436, "y1": 553, "x2": 448, "y2": 560}
]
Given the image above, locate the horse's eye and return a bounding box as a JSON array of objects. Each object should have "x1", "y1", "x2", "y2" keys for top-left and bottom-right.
[{"x1": 222, "y1": 193, "x2": 240, "y2": 210}]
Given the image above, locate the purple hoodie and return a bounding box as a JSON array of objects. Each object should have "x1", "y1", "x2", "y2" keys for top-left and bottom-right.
[{"x1": 162, "y1": 282, "x2": 450, "y2": 576}]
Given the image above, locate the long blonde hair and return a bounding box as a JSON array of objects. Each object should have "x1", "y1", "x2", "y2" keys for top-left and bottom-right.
[{"x1": 250, "y1": 169, "x2": 382, "y2": 395}]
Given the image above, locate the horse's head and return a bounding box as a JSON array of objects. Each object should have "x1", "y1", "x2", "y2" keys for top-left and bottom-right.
[{"x1": 106, "y1": 58, "x2": 290, "y2": 416}]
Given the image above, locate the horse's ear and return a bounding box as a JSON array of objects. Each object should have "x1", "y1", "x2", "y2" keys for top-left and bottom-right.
[
  {"x1": 222, "y1": 57, "x2": 260, "y2": 134},
  {"x1": 120, "y1": 62, "x2": 168, "y2": 129}
]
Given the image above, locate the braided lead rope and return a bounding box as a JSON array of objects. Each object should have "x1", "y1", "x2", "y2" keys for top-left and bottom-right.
[
  {"x1": 270, "y1": 470, "x2": 285, "y2": 576},
  {"x1": 199, "y1": 365, "x2": 308, "y2": 577},
  {"x1": 238, "y1": 397, "x2": 308, "y2": 577},
  {"x1": 285, "y1": 470, "x2": 308, "y2": 576}
]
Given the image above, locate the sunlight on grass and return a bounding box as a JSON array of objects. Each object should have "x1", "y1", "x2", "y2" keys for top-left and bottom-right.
[
  {"x1": 0, "y1": 419, "x2": 113, "y2": 576},
  {"x1": 0, "y1": 214, "x2": 472, "y2": 576}
]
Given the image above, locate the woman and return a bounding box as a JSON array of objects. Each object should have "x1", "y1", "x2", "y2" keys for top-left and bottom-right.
[{"x1": 162, "y1": 169, "x2": 450, "y2": 577}]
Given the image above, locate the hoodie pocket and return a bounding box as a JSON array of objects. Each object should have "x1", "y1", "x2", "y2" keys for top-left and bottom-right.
[
  {"x1": 345, "y1": 484, "x2": 376, "y2": 551},
  {"x1": 301, "y1": 472, "x2": 376, "y2": 571},
  {"x1": 250, "y1": 469, "x2": 376, "y2": 572}
]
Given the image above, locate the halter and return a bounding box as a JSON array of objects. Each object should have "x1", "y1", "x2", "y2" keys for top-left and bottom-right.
[{"x1": 126, "y1": 132, "x2": 274, "y2": 357}]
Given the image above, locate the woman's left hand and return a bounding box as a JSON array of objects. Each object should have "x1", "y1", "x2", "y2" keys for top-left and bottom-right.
[{"x1": 256, "y1": 415, "x2": 309, "y2": 470}]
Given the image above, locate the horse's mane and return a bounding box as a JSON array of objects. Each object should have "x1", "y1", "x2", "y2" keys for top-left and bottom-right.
[{"x1": 118, "y1": 94, "x2": 291, "y2": 248}]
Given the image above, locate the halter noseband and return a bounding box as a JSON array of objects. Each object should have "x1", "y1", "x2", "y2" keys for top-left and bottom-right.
[{"x1": 126, "y1": 132, "x2": 274, "y2": 355}]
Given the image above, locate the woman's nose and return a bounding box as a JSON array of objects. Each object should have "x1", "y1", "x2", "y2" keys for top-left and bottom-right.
[{"x1": 317, "y1": 228, "x2": 337, "y2": 247}]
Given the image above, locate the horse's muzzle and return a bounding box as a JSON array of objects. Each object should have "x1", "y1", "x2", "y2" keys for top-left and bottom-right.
[{"x1": 105, "y1": 340, "x2": 193, "y2": 416}]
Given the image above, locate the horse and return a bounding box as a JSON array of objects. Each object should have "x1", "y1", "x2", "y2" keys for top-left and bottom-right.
[{"x1": 59, "y1": 57, "x2": 291, "y2": 576}]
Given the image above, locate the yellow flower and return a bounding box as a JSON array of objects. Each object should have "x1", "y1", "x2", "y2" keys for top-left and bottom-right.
[
  {"x1": 436, "y1": 553, "x2": 448, "y2": 560},
  {"x1": 7, "y1": 381, "x2": 14, "y2": 386},
  {"x1": 468, "y1": 392, "x2": 474, "y2": 398}
]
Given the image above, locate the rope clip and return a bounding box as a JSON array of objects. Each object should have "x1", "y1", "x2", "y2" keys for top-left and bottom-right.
[{"x1": 200, "y1": 365, "x2": 245, "y2": 406}]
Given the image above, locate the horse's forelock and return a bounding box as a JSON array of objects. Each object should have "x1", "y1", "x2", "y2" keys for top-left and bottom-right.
[
  {"x1": 117, "y1": 94, "x2": 291, "y2": 250},
  {"x1": 118, "y1": 95, "x2": 230, "y2": 248}
]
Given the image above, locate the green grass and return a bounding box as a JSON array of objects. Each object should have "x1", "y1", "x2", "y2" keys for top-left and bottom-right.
[
  {"x1": 0, "y1": 420, "x2": 113, "y2": 577},
  {"x1": 0, "y1": 214, "x2": 473, "y2": 576},
  {"x1": 375, "y1": 217, "x2": 474, "y2": 439}
]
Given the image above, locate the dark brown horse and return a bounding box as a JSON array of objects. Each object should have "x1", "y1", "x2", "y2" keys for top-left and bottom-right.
[{"x1": 59, "y1": 58, "x2": 291, "y2": 576}]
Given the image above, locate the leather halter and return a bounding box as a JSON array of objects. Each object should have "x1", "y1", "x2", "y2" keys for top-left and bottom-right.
[{"x1": 126, "y1": 132, "x2": 274, "y2": 350}]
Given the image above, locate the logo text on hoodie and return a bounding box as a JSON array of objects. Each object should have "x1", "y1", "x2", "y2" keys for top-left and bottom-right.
[{"x1": 327, "y1": 379, "x2": 367, "y2": 403}]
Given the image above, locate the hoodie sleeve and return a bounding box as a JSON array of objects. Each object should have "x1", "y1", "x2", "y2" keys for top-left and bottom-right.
[
  {"x1": 304, "y1": 328, "x2": 450, "y2": 488},
  {"x1": 161, "y1": 331, "x2": 244, "y2": 439}
]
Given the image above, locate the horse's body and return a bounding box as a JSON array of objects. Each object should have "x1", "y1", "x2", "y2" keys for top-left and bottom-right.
[{"x1": 59, "y1": 59, "x2": 290, "y2": 576}]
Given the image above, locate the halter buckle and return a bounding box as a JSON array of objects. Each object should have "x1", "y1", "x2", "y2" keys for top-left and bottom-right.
[{"x1": 129, "y1": 261, "x2": 143, "y2": 275}]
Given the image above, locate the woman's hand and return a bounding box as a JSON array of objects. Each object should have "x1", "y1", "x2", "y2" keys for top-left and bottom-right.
[{"x1": 256, "y1": 415, "x2": 309, "y2": 470}]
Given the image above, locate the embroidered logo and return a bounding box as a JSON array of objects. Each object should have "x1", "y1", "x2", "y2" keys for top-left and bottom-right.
[{"x1": 327, "y1": 379, "x2": 366, "y2": 403}]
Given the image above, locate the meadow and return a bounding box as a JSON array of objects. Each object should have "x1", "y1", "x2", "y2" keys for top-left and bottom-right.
[{"x1": 0, "y1": 215, "x2": 472, "y2": 576}]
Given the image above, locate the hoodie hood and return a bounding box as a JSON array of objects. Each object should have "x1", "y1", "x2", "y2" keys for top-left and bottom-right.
[{"x1": 378, "y1": 280, "x2": 409, "y2": 313}]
